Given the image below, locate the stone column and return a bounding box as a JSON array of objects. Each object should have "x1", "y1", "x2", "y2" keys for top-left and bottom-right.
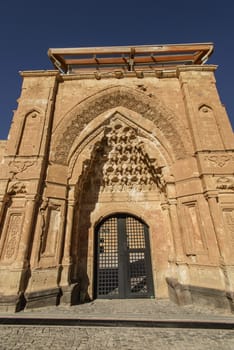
[
  {"x1": 205, "y1": 191, "x2": 234, "y2": 307},
  {"x1": 59, "y1": 193, "x2": 76, "y2": 304},
  {"x1": 60, "y1": 189, "x2": 76, "y2": 286},
  {"x1": 161, "y1": 202, "x2": 175, "y2": 262},
  {"x1": 205, "y1": 191, "x2": 228, "y2": 261}
]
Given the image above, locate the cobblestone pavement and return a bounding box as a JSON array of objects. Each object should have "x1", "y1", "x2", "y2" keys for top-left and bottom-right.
[
  {"x1": 0, "y1": 325, "x2": 233, "y2": 350},
  {"x1": 0, "y1": 299, "x2": 233, "y2": 349}
]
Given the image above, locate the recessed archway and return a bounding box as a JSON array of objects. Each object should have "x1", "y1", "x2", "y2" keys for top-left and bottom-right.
[{"x1": 51, "y1": 86, "x2": 192, "y2": 166}]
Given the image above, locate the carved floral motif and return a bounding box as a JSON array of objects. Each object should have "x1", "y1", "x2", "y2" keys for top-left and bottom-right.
[
  {"x1": 216, "y1": 177, "x2": 234, "y2": 190},
  {"x1": 9, "y1": 161, "x2": 35, "y2": 178},
  {"x1": 205, "y1": 154, "x2": 233, "y2": 167},
  {"x1": 7, "y1": 182, "x2": 27, "y2": 195}
]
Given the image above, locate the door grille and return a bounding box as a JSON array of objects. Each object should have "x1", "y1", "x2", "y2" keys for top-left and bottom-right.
[{"x1": 95, "y1": 214, "x2": 154, "y2": 299}]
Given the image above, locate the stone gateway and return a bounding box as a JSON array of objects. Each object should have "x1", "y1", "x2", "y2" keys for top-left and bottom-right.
[{"x1": 0, "y1": 43, "x2": 233, "y2": 312}]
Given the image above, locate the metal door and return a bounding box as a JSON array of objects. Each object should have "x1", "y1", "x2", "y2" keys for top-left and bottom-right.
[{"x1": 95, "y1": 214, "x2": 154, "y2": 298}]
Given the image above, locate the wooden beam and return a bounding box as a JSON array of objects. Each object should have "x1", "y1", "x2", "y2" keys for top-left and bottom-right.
[
  {"x1": 47, "y1": 43, "x2": 214, "y2": 71},
  {"x1": 48, "y1": 43, "x2": 213, "y2": 57}
]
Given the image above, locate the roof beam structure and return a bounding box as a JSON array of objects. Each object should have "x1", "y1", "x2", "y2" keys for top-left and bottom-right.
[{"x1": 48, "y1": 43, "x2": 214, "y2": 74}]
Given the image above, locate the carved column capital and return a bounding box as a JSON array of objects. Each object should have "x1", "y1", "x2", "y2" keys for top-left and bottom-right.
[
  {"x1": 161, "y1": 201, "x2": 169, "y2": 210},
  {"x1": 204, "y1": 190, "x2": 219, "y2": 200},
  {"x1": 168, "y1": 198, "x2": 178, "y2": 206}
]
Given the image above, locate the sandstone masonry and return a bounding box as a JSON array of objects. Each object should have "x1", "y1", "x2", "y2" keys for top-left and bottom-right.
[{"x1": 0, "y1": 43, "x2": 233, "y2": 312}]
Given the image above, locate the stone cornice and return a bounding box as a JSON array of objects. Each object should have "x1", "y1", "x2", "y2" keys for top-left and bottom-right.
[
  {"x1": 18, "y1": 65, "x2": 218, "y2": 81},
  {"x1": 177, "y1": 65, "x2": 218, "y2": 75},
  {"x1": 20, "y1": 70, "x2": 59, "y2": 77}
]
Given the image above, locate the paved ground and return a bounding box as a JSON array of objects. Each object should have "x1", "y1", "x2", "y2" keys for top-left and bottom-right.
[
  {"x1": 0, "y1": 299, "x2": 233, "y2": 349},
  {"x1": 13, "y1": 299, "x2": 234, "y2": 320},
  {"x1": 0, "y1": 325, "x2": 233, "y2": 350}
]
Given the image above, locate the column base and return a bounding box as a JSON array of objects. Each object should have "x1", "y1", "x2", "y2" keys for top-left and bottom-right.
[
  {"x1": 60, "y1": 283, "x2": 82, "y2": 305},
  {"x1": 0, "y1": 293, "x2": 26, "y2": 312},
  {"x1": 25, "y1": 288, "x2": 61, "y2": 309},
  {"x1": 166, "y1": 277, "x2": 233, "y2": 312}
]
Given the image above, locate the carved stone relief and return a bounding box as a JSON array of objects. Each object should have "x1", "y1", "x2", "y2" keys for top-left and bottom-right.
[
  {"x1": 216, "y1": 177, "x2": 234, "y2": 191},
  {"x1": 78, "y1": 119, "x2": 165, "y2": 198},
  {"x1": 204, "y1": 154, "x2": 234, "y2": 168},
  {"x1": 53, "y1": 88, "x2": 190, "y2": 164},
  {"x1": 9, "y1": 161, "x2": 36, "y2": 179},
  {"x1": 68, "y1": 111, "x2": 171, "y2": 181},
  {"x1": 7, "y1": 182, "x2": 27, "y2": 195},
  {"x1": 101, "y1": 120, "x2": 165, "y2": 193},
  {"x1": 1, "y1": 213, "x2": 22, "y2": 262}
]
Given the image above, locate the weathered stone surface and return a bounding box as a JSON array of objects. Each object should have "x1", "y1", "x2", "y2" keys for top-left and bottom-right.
[{"x1": 0, "y1": 44, "x2": 233, "y2": 312}]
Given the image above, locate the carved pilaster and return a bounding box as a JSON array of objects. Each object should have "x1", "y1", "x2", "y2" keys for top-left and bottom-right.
[
  {"x1": 15, "y1": 195, "x2": 38, "y2": 268},
  {"x1": 60, "y1": 187, "x2": 76, "y2": 286},
  {"x1": 205, "y1": 191, "x2": 234, "y2": 296},
  {"x1": 168, "y1": 199, "x2": 184, "y2": 262},
  {"x1": 161, "y1": 202, "x2": 175, "y2": 262}
]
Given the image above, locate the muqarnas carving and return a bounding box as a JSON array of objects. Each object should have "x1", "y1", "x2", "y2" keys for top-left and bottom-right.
[
  {"x1": 101, "y1": 121, "x2": 165, "y2": 192},
  {"x1": 80, "y1": 120, "x2": 165, "y2": 195}
]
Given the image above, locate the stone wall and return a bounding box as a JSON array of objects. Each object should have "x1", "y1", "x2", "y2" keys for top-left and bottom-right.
[{"x1": 0, "y1": 61, "x2": 233, "y2": 312}]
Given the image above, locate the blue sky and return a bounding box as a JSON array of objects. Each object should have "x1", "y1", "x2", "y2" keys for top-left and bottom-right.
[{"x1": 0, "y1": 0, "x2": 233, "y2": 139}]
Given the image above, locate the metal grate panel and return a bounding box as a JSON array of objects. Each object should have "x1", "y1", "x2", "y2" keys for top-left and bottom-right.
[
  {"x1": 95, "y1": 214, "x2": 154, "y2": 299},
  {"x1": 97, "y1": 217, "x2": 119, "y2": 296}
]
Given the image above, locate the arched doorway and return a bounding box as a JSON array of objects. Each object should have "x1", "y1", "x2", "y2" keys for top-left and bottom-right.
[{"x1": 94, "y1": 213, "x2": 154, "y2": 299}]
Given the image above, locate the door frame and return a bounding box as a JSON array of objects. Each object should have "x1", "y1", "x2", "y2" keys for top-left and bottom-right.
[{"x1": 94, "y1": 213, "x2": 155, "y2": 299}]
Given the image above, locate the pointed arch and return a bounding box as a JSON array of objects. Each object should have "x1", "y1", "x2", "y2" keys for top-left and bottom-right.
[
  {"x1": 68, "y1": 109, "x2": 173, "y2": 182},
  {"x1": 51, "y1": 86, "x2": 192, "y2": 165}
]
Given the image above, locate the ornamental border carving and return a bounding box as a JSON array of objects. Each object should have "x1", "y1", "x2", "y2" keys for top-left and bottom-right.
[
  {"x1": 216, "y1": 177, "x2": 234, "y2": 191},
  {"x1": 52, "y1": 86, "x2": 192, "y2": 165},
  {"x1": 204, "y1": 154, "x2": 234, "y2": 168},
  {"x1": 68, "y1": 111, "x2": 171, "y2": 180}
]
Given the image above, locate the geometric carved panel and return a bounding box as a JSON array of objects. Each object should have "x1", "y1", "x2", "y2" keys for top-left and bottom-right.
[
  {"x1": 101, "y1": 119, "x2": 164, "y2": 193},
  {"x1": 1, "y1": 213, "x2": 23, "y2": 262},
  {"x1": 81, "y1": 118, "x2": 165, "y2": 198}
]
